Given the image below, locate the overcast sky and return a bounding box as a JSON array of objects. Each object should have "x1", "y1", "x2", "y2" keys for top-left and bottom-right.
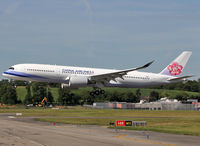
[{"x1": 0, "y1": 0, "x2": 199, "y2": 79}]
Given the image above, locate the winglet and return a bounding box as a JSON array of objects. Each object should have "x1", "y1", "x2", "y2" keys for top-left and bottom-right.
[
  {"x1": 127, "y1": 60, "x2": 154, "y2": 72},
  {"x1": 142, "y1": 60, "x2": 154, "y2": 69}
]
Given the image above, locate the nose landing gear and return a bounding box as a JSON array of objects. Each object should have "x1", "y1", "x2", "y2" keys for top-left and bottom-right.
[{"x1": 90, "y1": 89, "x2": 105, "y2": 96}]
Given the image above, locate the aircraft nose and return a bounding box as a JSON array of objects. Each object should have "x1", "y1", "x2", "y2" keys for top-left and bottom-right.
[{"x1": 2, "y1": 70, "x2": 8, "y2": 77}]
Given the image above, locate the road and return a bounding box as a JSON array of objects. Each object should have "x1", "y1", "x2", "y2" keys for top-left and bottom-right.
[{"x1": 0, "y1": 114, "x2": 199, "y2": 146}]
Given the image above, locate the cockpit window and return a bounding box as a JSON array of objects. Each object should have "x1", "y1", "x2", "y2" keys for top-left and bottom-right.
[{"x1": 9, "y1": 67, "x2": 14, "y2": 70}]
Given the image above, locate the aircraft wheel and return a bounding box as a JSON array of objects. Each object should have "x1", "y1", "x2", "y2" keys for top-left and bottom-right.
[
  {"x1": 95, "y1": 90, "x2": 100, "y2": 95},
  {"x1": 90, "y1": 92, "x2": 95, "y2": 96},
  {"x1": 100, "y1": 90, "x2": 105, "y2": 94}
]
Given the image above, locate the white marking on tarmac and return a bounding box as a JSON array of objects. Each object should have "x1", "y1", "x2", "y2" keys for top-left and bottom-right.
[{"x1": 8, "y1": 116, "x2": 16, "y2": 119}]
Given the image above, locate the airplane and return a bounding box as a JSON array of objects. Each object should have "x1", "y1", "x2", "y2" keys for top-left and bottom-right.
[{"x1": 2, "y1": 51, "x2": 193, "y2": 96}]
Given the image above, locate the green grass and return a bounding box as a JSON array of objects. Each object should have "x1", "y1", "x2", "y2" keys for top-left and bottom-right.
[
  {"x1": 72, "y1": 87, "x2": 199, "y2": 99},
  {"x1": 50, "y1": 88, "x2": 59, "y2": 101},
  {"x1": 1, "y1": 107, "x2": 200, "y2": 136},
  {"x1": 36, "y1": 117, "x2": 200, "y2": 135},
  {"x1": 16, "y1": 86, "x2": 199, "y2": 102},
  {"x1": 16, "y1": 86, "x2": 27, "y2": 101},
  {"x1": 35, "y1": 110, "x2": 200, "y2": 136},
  {"x1": 16, "y1": 86, "x2": 59, "y2": 102},
  {"x1": 115, "y1": 117, "x2": 200, "y2": 136}
]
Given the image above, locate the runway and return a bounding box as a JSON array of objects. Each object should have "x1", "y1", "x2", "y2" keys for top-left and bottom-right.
[{"x1": 0, "y1": 114, "x2": 200, "y2": 146}]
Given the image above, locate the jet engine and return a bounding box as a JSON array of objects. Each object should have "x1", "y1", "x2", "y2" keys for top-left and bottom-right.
[{"x1": 61, "y1": 76, "x2": 89, "y2": 89}]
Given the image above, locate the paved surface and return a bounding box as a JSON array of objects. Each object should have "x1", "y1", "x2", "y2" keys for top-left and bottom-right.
[{"x1": 0, "y1": 114, "x2": 200, "y2": 146}]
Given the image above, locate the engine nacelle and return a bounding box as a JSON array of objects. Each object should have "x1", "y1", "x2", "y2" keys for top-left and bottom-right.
[
  {"x1": 69, "y1": 76, "x2": 88, "y2": 87},
  {"x1": 61, "y1": 76, "x2": 89, "y2": 89}
]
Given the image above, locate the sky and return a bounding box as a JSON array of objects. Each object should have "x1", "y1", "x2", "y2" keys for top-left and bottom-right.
[{"x1": 0, "y1": 0, "x2": 200, "y2": 79}]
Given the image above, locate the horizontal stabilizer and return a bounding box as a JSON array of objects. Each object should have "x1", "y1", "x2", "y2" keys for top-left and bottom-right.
[{"x1": 167, "y1": 75, "x2": 193, "y2": 81}]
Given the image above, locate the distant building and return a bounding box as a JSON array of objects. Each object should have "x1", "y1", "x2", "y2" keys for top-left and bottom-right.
[{"x1": 93, "y1": 99, "x2": 199, "y2": 111}]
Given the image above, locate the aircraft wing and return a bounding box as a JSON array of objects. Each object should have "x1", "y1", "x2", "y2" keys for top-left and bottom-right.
[{"x1": 90, "y1": 61, "x2": 154, "y2": 83}]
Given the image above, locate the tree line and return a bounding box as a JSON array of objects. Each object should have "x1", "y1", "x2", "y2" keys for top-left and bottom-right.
[
  {"x1": 0, "y1": 79, "x2": 200, "y2": 105},
  {"x1": 151, "y1": 79, "x2": 200, "y2": 92}
]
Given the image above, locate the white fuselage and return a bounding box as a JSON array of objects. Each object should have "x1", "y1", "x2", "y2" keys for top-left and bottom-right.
[{"x1": 2, "y1": 64, "x2": 176, "y2": 88}]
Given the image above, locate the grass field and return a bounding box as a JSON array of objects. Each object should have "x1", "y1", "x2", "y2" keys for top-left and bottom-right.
[
  {"x1": 1, "y1": 106, "x2": 200, "y2": 136},
  {"x1": 16, "y1": 87, "x2": 59, "y2": 102},
  {"x1": 16, "y1": 86, "x2": 199, "y2": 102},
  {"x1": 14, "y1": 86, "x2": 200, "y2": 136}
]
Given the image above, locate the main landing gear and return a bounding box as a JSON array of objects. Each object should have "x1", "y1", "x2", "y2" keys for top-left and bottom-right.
[{"x1": 90, "y1": 89, "x2": 105, "y2": 96}]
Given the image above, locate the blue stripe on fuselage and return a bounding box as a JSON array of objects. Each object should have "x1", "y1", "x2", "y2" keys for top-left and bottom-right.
[{"x1": 3, "y1": 71, "x2": 48, "y2": 79}]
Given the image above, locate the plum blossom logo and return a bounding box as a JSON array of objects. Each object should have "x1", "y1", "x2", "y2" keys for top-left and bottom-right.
[{"x1": 168, "y1": 62, "x2": 183, "y2": 75}]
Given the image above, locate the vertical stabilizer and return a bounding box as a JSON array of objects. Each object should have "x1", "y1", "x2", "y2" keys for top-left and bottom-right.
[{"x1": 160, "y1": 51, "x2": 192, "y2": 76}]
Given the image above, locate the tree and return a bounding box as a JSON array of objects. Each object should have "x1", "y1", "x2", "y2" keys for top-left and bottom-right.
[
  {"x1": 48, "y1": 83, "x2": 60, "y2": 88},
  {"x1": 136, "y1": 89, "x2": 141, "y2": 99},
  {"x1": 109, "y1": 91, "x2": 121, "y2": 102},
  {"x1": 126, "y1": 92, "x2": 139, "y2": 103},
  {"x1": 6, "y1": 86, "x2": 18, "y2": 104},
  {"x1": 58, "y1": 88, "x2": 78, "y2": 105},
  {"x1": 149, "y1": 91, "x2": 159, "y2": 102},
  {"x1": 13, "y1": 80, "x2": 27, "y2": 86},
  {"x1": 160, "y1": 91, "x2": 170, "y2": 98},
  {"x1": 0, "y1": 80, "x2": 17, "y2": 104},
  {"x1": 46, "y1": 88, "x2": 54, "y2": 104},
  {"x1": 175, "y1": 92, "x2": 189, "y2": 101},
  {"x1": 32, "y1": 82, "x2": 47, "y2": 104},
  {"x1": 82, "y1": 93, "x2": 95, "y2": 105}
]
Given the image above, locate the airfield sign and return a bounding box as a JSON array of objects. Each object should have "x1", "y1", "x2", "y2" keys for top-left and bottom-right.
[
  {"x1": 116, "y1": 120, "x2": 146, "y2": 126},
  {"x1": 116, "y1": 120, "x2": 125, "y2": 126},
  {"x1": 116, "y1": 120, "x2": 133, "y2": 126}
]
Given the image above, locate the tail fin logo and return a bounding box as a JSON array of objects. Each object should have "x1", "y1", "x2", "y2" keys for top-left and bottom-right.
[{"x1": 168, "y1": 62, "x2": 183, "y2": 76}]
